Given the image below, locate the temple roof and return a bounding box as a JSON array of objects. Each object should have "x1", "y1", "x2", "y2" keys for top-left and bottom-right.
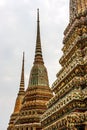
[
  {"x1": 70, "y1": 0, "x2": 87, "y2": 22},
  {"x1": 7, "y1": 53, "x2": 25, "y2": 129},
  {"x1": 28, "y1": 9, "x2": 49, "y2": 87},
  {"x1": 14, "y1": 52, "x2": 25, "y2": 113},
  {"x1": 14, "y1": 9, "x2": 53, "y2": 127}
]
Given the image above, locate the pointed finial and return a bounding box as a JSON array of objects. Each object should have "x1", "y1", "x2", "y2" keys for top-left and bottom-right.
[
  {"x1": 19, "y1": 52, "x2": 25, "y2": 95},
  {"x1": 37, "y1": 8, "x2": 39, "y2": 22},
  {"x1": 34, "y1": 9, "x2": 44, "y2": 64}
]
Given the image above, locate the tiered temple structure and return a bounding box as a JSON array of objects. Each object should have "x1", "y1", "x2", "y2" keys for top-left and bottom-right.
[
  {"x1": 41, "y1": 0, "x2": 87, "y2": 130},
  {"x1": 7, "y1": 9, "x2": 53, "y2": 130},
  {"x1": 7, "y1": 52, "x2": 25, "y2": 130}
]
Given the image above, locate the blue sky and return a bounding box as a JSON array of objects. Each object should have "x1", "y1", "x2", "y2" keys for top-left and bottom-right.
[{"x1": 0, "y1": 0, "x2": 69, "y2": 130}]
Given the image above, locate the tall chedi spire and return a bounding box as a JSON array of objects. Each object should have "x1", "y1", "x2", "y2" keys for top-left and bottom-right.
[
  {"x1": 41, "y1": 1, "x2": 87, "y2": 130},
  {"x1": 13, "y1": 9, "x2": 53, "y2": 130},
  {"x1": 34, "y1": 9, "x2": 44, "y2": 64},
  {"x1": 18, "y1": 52, "x2": 25, "y2": 95},
  {"x1": 29, "y1": 9, "x2": 49, "y2": 87},
  {"x1": 7, "y1": 53, "x2": 25, "y2": 130}
]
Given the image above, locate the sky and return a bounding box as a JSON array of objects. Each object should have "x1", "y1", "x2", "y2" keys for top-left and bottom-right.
[{"x1": 0, "y1": 0, "x2": 69, "y2": 130}]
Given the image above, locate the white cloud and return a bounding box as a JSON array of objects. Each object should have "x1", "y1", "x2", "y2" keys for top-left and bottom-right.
[{"x1": 0, "y1": 0, "x2": 6, "y2": 7}]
